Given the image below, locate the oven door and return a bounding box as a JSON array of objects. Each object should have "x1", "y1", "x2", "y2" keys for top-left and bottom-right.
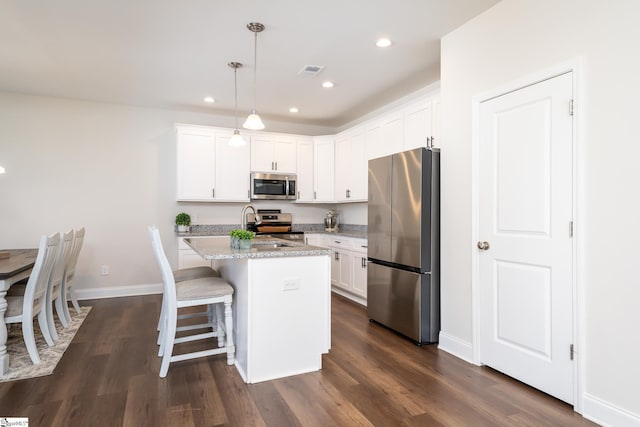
[{"x1": 251, "y1": 172, "x2": 297, "y2": 200}]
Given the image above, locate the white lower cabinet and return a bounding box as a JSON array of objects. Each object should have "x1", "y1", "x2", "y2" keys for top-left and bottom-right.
[
  {"x1": 177, "y1": 236, "x2": 227, "y2": 269},
  {"x1": 350, "y1": 241, "x2": 368, "y2": 298},
  {"x1": 324, "y1": 235, "x2": 367, "y2": 304}
]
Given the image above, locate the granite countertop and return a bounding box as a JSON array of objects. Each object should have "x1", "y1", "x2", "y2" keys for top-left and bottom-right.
[
  {"x1": 184, "y1": 236, "x2": 331, "y2": 260},
  {"x1": 314, "y1": 230, "x2": 367, "y2": 239},
  {"x1": 177, "y1": 224, "x2": 367, "y2": 240}
]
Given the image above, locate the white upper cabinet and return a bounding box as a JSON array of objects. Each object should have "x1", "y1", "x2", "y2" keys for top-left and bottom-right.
[
  {"x1": 313, "y1": 136, "x2": 335, "y2": 202},
  {"x1": 176, "y1": 88, "x2": 440, "y2": 204},
  {"x1": 335, "y1": 128, "x2": 367, "y2": 202},
  {"x1": 176, "y1": 125, "x2": 250, "y2": 202},
  {"x1": 365, "y1": 113, "x2": 402, "y2": 160},
  {"x1": 214, "y1": 133, "x2": 251, "y2": 200},
  {"x1": 295, "y1": 138, "x2": 315, "y2": 202},
  {"x1": 402, "y1": 96, "x2": 440, "y2": 150},
  {"x1": 251, "y1": 136, "x2": 297, "y2": 173}
]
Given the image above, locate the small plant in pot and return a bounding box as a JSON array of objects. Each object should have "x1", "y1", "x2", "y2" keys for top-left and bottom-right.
[
  {"x1": 230, "y1": 229, "x2": 255, "y2": 249},
  {"x1": 175, "y1": 212, "x2": 191, "y2": 232}
]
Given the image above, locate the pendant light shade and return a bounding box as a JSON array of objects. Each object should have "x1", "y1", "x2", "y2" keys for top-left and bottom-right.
[
  {"x1": 228, "y1": 62, "x2": 246, "y2": 147},
  {"x1": 243, "y1": 22, "x2": 265, "y2": 130},
  {"x1": 228, "y1": 129, "x2": 245, "y2": 147},
  {"x1": 243, "y1": 109, "x2": 264, "y2": 130}
]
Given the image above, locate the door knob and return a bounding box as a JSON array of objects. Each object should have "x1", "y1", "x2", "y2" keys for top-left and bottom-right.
[{"x1": 477, "y1": 241, "x2": 490, "y2": 250}]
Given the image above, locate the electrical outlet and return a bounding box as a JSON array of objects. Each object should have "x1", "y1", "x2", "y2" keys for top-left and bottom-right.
[
  {"x1": 283, "y1": 278, "x2": 300, "y2": 291},
  {"x1": 100, "y1": 265, "x2": 109, "y2": 275}
]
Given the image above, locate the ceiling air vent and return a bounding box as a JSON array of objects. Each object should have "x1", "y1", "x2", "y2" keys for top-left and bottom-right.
[{"x1": 298, "y1": 65, "x2": 325, "y2": 77}]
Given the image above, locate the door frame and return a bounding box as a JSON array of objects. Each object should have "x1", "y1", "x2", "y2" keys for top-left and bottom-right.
[{"x1": 470, "y1": 59, "x2": 584, "y2": 412}]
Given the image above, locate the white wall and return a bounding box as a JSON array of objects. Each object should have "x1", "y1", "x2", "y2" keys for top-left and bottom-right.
[
  {"x1": 0, "y1": 93, "x2": 335, "y2": 293},
  {"x1": 440, "y1": 0, "x2": 640, "y2": 423}
]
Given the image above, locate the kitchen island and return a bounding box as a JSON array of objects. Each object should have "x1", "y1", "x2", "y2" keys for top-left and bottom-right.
[{"x1": 185, "y1": 237, "x2": 331, "y2": 383}]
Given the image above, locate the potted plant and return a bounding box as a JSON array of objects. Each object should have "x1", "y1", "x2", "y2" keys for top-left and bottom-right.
[
  {"x1": 175, "y1": 212, "x2": 191, "y2": 232},
  {"x1": 230, "y1": 229, "x2": 255, "y2": 249}
]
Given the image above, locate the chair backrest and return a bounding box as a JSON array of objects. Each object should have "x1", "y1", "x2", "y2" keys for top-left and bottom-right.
[
  {"x1": 25, "y1": 233, "x2": 61, "y2": 316},
  {"x1": 49, "y1": 229, "x2": 75, "y2": 297},
  {"x1": 65, "y1": 227, "x2": 85, "y2": 282},
  {"x1": 148, "y1": 226, "x2": 177, "y2": 306}
]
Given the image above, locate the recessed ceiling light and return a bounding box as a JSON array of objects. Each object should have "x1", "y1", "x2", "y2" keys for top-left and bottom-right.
[
  {"x1": 376, "y1": 38, "x2": 392, "y2": 48},
  {"x1": 289, "y1": 107, "x2": 299, "y2": 113},
  {"x1": 204, "y1": 96, "x2": 215, "y2": 103},
  {"x1": 322, "y1": 81, "x2": 334, "y2": 89}
]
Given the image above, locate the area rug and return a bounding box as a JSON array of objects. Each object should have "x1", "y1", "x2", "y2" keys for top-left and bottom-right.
[{"x1": 0, "y1": 306, "x2": 92, "y2": 382}]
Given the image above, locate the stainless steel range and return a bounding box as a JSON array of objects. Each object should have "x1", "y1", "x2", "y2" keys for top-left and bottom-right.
[{"x1": 245, "y1": 209, "x2": 304, "y2": 241}]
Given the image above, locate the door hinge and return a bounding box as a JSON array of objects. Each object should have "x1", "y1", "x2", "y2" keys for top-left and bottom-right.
[
  {"x1": 569, "y1": 99, "x2": 574, "y2": 116},
  {"x1": 570, "y1": 344, "x2": 575, "y2": 361},
  {"x1": 569, "y1": 221, "x2": 574, "y2": 237}
]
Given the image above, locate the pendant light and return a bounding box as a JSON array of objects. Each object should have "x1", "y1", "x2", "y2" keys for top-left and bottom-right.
[
  {"x1": 243, "y1": 22, "x2": 265, "y2": 130},
  {"x1": 228, "y1": 62, "x2": 246, "y2": 147}
]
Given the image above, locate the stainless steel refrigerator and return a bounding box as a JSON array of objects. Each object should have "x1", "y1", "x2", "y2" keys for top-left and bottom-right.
[{"x1": 367, "y1": 147, "x2": 440, "y2": 344}]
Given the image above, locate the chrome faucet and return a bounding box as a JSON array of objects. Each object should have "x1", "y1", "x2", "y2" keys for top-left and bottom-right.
[{"x1": 240, "y1": 204, "x2": 261, "y2": 230}]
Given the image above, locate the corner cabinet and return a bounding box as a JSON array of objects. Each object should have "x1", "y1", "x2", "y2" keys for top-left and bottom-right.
[{"x1": 176, "y1": 125, "x2": 250, "y2": 202}]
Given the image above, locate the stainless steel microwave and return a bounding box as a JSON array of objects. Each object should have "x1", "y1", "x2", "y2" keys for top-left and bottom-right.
[{"x1": 250, "y1": 172, "x2": 297, "y2": 200}]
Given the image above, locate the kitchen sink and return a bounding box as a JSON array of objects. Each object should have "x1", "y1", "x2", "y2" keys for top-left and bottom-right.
[{"x1": 251, "y1": 241, "x2": 293, "y2": 249}]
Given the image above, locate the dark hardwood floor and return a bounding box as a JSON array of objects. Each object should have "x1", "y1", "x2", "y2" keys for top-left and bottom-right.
[{"x1": 0, "y1": 294, "x2": 596, "y2": 426}]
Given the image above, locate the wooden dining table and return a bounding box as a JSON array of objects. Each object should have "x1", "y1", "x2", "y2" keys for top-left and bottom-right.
[{"x1": 0, "y1": 248, "x2": 37, "y2": 375}]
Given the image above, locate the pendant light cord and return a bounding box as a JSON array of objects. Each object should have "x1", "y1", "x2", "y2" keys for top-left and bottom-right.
[
  {"x1": 234, "y1": 65, "x2": 239, "y2": 130},
  {"x1": 252, "y1": 30, "x2": 257, "y2": 110}
]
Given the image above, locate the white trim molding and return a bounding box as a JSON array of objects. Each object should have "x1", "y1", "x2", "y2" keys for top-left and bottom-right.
[
  {"x1": 583, "y1": 393, "x2": 640, "y2": 427},
  {"x1": 438, "y1": 332, "x2": 475, "y2": 364},
  {"x1": 75, "y1": 283, "x2": 162, "y2": 301}
]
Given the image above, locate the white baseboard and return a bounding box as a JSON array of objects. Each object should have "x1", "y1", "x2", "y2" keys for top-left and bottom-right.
[
  {"x1": 75, "y1": 282, "x2": 162, "y2": 301},
  {"x1": 583, "y1": 393, "x2": 640, "y2": 427},
  {"x1": 331, "y1": 288, "x2": 367, "y2": 307},
  {"x1": 437, "y1": 331, "x2": 476, "y2": 364}
]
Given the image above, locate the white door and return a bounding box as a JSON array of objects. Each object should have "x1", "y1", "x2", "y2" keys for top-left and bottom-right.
[{"x1": 478, "y1": 72, "x2": 574, "y2": 403}]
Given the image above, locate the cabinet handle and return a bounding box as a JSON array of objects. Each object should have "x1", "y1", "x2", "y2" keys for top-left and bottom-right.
[
  {"x1": 297, "y1": 191, "x2": 300, "y2": 199},
  {"x1": 212, "y1": 188, "x2": 215, "y2": 198},
  {"x1": 314, "y1": 191, "x2": 317, "y2": 200},
  {"x1": 275, "y1": 161, "x2": 278, "y2": 170},
  {"x1": 362, "y1": 257, "x2": 367, "y2": 268},
  {"x1": 334, "y1": 251, "x2": 339, "y2": 261},
  {"x1": 334, "y1": 240, "x2": 341, "y2": 244}
]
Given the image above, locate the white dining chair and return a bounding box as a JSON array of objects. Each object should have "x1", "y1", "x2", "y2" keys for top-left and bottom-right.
[
  {"x1": 148, "y1": 226, "x2": 234, "y2": 378},
  {"x1": 45, "y1": 229, "x2": 75, "y2": 338},
  {"x1": 6, "y1": 233, "x2": 60, "y2": 364},
  {"x1": 61, "y1": 226, "x2": 84, "y2": 323}
]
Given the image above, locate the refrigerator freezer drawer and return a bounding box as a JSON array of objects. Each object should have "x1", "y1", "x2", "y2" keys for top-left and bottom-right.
[{"x1": 367, "y1": 262, "x2": 440, "y2": 344}]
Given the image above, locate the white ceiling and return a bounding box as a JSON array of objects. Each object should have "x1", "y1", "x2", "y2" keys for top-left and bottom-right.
[{"x1": 0, "y1": 0, "x2": 499, "y2": 128}]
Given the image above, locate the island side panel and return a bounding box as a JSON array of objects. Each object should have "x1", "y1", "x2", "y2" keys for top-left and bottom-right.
[
  {"x1": 217, "y1": 258, "x2": 251, "y2": 383},
  {"x1": 247, "y1": 255, "x2": 331, "y2": 383}
]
